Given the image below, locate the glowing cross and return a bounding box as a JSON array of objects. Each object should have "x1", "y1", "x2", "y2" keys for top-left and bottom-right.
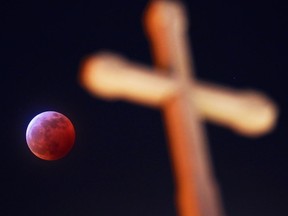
[{"x1": 80, "y1": 1, "x2": 277, "y2": 216}]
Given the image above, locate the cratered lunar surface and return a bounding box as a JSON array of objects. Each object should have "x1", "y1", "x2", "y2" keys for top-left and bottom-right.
[{"x1": 26, "y1": 111, "x2": 75, "y2": 160}]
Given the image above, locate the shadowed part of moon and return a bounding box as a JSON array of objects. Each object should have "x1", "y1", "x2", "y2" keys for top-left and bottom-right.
[{"x1": 26, "y1": 111, "x2": 75, "y2": 160}]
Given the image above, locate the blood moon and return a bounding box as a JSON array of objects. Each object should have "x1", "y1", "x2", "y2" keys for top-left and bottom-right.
[{"x1": 26, "y1": 111, "x2": 75, "y2": 160}]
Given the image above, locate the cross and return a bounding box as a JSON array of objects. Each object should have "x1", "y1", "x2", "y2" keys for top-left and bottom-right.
[{"x1": 79, "y1": 1, "x2": 278, "y2": 216}]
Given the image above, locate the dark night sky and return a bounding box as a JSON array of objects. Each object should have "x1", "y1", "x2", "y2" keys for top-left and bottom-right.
[{"x1": 1, "y1": 0, "x2": 288, "y2": 215}]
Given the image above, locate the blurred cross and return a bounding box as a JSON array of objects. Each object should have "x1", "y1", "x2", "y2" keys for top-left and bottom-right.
[{"x1": 80, "y1": 1, "x2": 277, "y2": 216}]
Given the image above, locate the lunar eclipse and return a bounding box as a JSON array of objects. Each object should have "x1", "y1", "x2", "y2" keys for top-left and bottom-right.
[{"x1": 26, "y1": 111, "x2": 75, "y2": 160}]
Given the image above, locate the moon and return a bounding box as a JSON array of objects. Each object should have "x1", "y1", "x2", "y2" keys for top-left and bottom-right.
[{"x1": 26, "y1": 111, "x2": 75, "y2": 160}]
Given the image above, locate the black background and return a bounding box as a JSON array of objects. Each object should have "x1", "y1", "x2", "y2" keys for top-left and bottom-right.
[{"x1": 1, "y1": 0, "x2": 288, "y2": 215}]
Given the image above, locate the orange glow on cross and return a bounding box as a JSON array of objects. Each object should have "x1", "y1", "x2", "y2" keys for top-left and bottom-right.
[{"x1": 79, "y1": 1, "x2": 278, "y2": 216}]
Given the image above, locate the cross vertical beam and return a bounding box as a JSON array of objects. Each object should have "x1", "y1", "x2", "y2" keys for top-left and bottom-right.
[{"x1": 144, "y1": 1, "x2": 224, "y2": 215}]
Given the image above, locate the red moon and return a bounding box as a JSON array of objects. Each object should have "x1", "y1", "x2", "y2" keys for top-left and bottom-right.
[{"x1": 26, "y1": 111, "x2": 75, "y2": 160}]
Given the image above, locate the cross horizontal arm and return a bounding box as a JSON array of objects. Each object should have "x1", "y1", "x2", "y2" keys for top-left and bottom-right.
[{"x1": 80, "y1": 53, "x2": 277, "y2": 137}]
